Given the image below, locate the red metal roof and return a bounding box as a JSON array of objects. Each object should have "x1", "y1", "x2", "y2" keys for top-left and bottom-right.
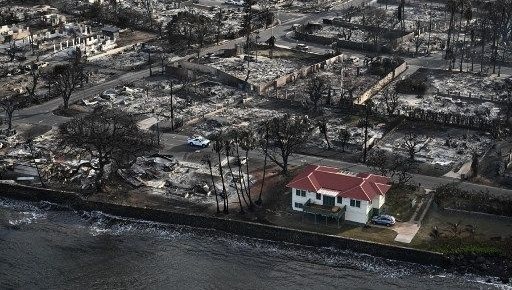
[{"x1": 286, "y1": 165, "x2": 391, "y2": 201}]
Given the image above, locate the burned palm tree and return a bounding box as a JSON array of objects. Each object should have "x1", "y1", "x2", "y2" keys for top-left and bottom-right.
[
  {"x1": 210, "y1": 131, "x2": 228, "y2": 214},
  {"x1": 256, "y1": 120, "x2": 270, "y2": 205},
  {"x1": 224, "y1": 131, "x2": 245, "y2": 214},
  {"x1": 239, "y1": 128, "x2": 257, "y2": 210},
  {"x1": 203, "y1": 154, "x2": 220, "y2": 214}
]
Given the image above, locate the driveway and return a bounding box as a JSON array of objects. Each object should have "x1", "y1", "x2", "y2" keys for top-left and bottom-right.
[{"x1": 393, "y1": 222, "x2": 421, "y2": 243}]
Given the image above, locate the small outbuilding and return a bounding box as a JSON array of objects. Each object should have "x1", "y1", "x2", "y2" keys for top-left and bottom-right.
[{"x1": 101, "y1": 26, "x2": 120, "y2": 39}]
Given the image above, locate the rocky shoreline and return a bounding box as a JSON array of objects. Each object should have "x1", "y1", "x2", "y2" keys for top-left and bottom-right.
[
  {"x1": 448, "y1": 254, "x2": 511, "y2": 284},
  {"x1": 0, "y1": 181, "x2": 511, "y2": 284}
]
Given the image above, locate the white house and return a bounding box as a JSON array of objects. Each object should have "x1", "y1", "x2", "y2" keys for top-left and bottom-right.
[{"x1": 287, "y1": 165, "x2": 391, "y2": 224}]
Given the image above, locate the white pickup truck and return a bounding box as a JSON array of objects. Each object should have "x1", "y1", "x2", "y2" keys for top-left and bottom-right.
[{"x1": 187, "y1": 136, "x2": 211, "y2": 148}]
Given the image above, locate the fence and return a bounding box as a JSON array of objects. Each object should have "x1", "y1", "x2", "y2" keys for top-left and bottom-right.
[
  {"x1": 355, "y1": 61, "x2": 408, "y2": 104},
  {"x1": 0, "y1": 182, "x2": 450, "y2": 268}
]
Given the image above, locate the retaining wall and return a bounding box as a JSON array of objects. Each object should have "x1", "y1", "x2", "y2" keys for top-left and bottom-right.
[
  {"x1": 87, "y1": 42, "x2": 144, "y2": 61},
  {"x1": 327, "y1": 19, "x2": 414, "y2": 43},
  {"x1": 355, "y1": 61, "x2": 407, "y2": 104},
  {"x1": 257, "y1": 54, "x2": 345, "y2": 95},
  {"x1": 174, "y1": 61, "x2": 253, "y2": 91},
  {"x1": 0, "y1": 182, "x2": 449, "y2": 268}
]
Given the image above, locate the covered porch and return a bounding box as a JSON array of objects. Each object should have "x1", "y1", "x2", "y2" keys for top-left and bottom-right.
[{"x1": 303, "y1": 199, "x2": 346, "y2": 228}]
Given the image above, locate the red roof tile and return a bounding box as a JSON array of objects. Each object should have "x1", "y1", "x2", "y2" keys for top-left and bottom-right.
[{"x1": 286, "y1": 165, "x2": 391, "y2": 201}]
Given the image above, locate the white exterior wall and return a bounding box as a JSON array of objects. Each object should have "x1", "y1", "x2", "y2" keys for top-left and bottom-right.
[
  {"x1": 343, "y1": 199, "x2": 372, "y2": 224},
  {"x1": 291, "y1": 188, "x2": 321, "y2": 211},
  {"x1": 372, "y1": 195, "x2": 385, "y2": 209},
  {"x1": 291, "y1": 187, "x2": 372, "y2": 224}
]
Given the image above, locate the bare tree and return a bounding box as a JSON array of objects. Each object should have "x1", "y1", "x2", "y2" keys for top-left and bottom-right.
[
  {"x1": 0, "y1": 92, "x2": 23, "y2": 133},
  {"x1": 470, "y1": 151, "x2": 479, "y2": 177},
  {"x1": 368, "y1": 149, "x2": 415, "y2": 187},
  {"x1": 58, "y1": 108, "x2": 156, "y2": 192},
  {"x1": 499, "y1": 90, "x2": 512, "y2": 125},
  {"x1": 317, "y1": 117, "x2": 331, "y2": 149},
  {"x1": 338, "y1": 128, "x2": 351, "y2": 152},
  {"x1": 445, "y1": 0, "x2": 459, "y2": 61},
  {"x1": 306, "y1": 76, "x2": 330, "y2": 111},
  {"x1": 414, "y1": 32, "x2": 424, "y2": 56},
  {"x1": 142, "y1": 0, "x2": 154, "y2": 29},
  {"x1": 6, "y1": 40, "x2": 22, "y2": 62},
  {"x1": 48, "y1": 50, "x2": 85, "y2": 110},
  {"x1": 215, "y1": 10, "x2": 224, "y2": 45},
  {"x1": 367, "y1": 149, "x2": 390, "y2": 176},
  {"x1": 382, "y1": 87, "x2": 400, "y2": 116},
  {"x1": 403, "y1": 131, "x2": 427, "y2": 160},
  {"x1": 25, "y1": 62, "x2": 41, "y2": 101},
  {"x1": 265, "y1": 114, "x2": 313, "y2": 174}
]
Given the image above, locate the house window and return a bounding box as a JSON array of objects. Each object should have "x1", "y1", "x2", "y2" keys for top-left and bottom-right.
[
  {"x1": 296, "y1": 189, "x2": 306, "y2": 197},
  {"x1": 294, "y1": 202, "x2": 303, "y2": 208},
  {"x1": 316, "y1": 193, "x2": 321, "y2": 200},
  {"x1": 350, "y1": 199, "x2": 361, "y2": 208},
  {"x1": 337, "y1": 196, "x2": 342, "y2": 204}
]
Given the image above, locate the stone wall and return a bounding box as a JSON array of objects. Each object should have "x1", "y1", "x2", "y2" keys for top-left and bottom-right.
[
  {"x1": 355, "y1": 61, "x2": 408, "y2": 104},
  {"x1": 0, "y1": 182, "x2": 449, "y2": 268},
  {"x1": 173, "y1": 61, "x2": 253, "y2": 91},
  {"x1": 256, "y1": 54, "x2": 345, "y2": 95}
]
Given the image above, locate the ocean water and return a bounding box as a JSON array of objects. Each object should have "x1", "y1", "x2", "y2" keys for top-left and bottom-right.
[{"x1": 0, "y1": 198, "x2": 508, "y2": 290}]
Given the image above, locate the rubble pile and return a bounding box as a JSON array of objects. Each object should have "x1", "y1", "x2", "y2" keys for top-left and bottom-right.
[
  {"x1": 90, "y1": 49, "x2": 148, "y2": 71},
  {"x1": 431, "y1": 74, "x2": 511, "y2": 101},
  {"x1": 378, "y1": 128, "x2": 492, "y2": 166},
  {"x1": 373, "y1": 71, "x2": 507, "y2": 120},
  {"x1": 282, "y1": 56, "x2": 380, "y2": 104},
  {"x1": 190, "y1": 105, "x2": 284, "y2": 137},
  {"x1": 316, "y1": 26, "x2": 378, "y2": 44},
  {"x1": 206, "y1": 54, "x2": 310, "y2": 84}
]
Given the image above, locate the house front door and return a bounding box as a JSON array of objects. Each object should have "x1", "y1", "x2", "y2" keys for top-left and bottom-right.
[{"x1": 323, "y1": 196, "x2": 335, "y2": 207}]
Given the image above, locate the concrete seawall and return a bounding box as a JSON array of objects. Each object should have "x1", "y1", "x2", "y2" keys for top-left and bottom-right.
[{"x1": 0, "y1": 182, "x2": 449, "y2": 268}]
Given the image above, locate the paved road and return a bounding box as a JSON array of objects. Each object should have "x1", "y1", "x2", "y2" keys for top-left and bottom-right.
[
  {"x1": 13, "y1": 68, "x2": 152, "y2": 126},
  {"x1": 7, "y1": 1, "x2": 512, "y2": 197},
  {"x1": 160, "y1": 132, "x2": 512, "y2": 197}
]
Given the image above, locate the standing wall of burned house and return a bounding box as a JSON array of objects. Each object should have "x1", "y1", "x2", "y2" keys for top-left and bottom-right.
[
  {"x1": 355, "y1": 61, "x2": 407, "y2": 104},
  {"x1": 257, "y1": 54, "x2": 346, "y2": 95}
]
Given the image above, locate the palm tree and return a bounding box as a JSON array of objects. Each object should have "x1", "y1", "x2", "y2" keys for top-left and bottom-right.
[
  {"x1": 203, "y1": 154, "x2": 220, "y2": 214},
  {"x1": 231, "y1": 130, "x2": 250, "y2": 208},
  {"x1": 224, "y1": 132, "x2": 245, "y2": 214},
  {"x1": 256, "y1": 121, "x2": 270, "y2": 205},
  {"x1": 445, "y1": 0, "x2": 459, "y2": 61},
  {"x1": 317, "y1": 117, "x2": 330, "y2": 150},
  {"x1": 239, "y1": 128, "x2": 256, "y2": 210},
  {"x1": 447, "y1": 220, "x2": 463, "y2": 237},
  {"x1": 211, "y1": 131, "x2": 229, "y2": 214},
  {"x1": 429, "y1": 226, "x2": 442, "y2": 239}
]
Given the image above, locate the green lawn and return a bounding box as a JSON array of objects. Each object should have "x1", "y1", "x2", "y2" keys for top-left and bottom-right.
[
  {"x1": 411, "y1": 207, "x2": 512, "y2": 257},
  {"x1": 381, "y1": 185, "x2": 424, "y2": 222}
]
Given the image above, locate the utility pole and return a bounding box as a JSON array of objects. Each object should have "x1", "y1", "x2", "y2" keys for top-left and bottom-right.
[
  {"x1": 161, "y1": 51, "x2": 164, "y2": 75},
  {"x1": 427, "y1": 4, "x2": 432, "y2": 55},
  {"x1": 151, "y1": 109, "x2": 161, "y2": 146},
  {"x1": 362, "y1": 101, "x2": 372, "y2": 164},
  {"x1": 170, "y1": 81, "x2": 174, "y2": 131},
  {"x1": 148, "y1": 49, "x2": 152, "y2": 76}
]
